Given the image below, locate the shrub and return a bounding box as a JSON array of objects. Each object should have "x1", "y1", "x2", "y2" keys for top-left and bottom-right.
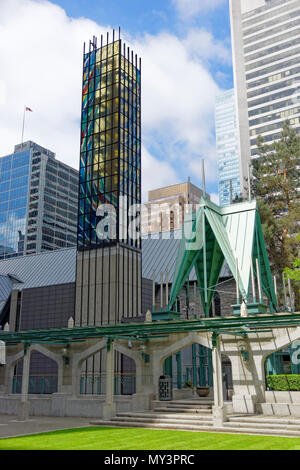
[
  {"x1": 267, "y1": 375, "x2": 300, "y2": 391},
  {"x1": 183, "y1": 380, "x2": 193, "y2": 389}
]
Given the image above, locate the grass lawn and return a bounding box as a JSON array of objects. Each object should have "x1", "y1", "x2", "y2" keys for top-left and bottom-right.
[{"x1": 1, "y1": 427, "x2": 300, "y2": 450}]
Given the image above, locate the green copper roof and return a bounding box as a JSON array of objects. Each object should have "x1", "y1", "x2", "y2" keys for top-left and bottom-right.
[{"x1": 169, "y1": 197, "x2": 277, "y2": 315}]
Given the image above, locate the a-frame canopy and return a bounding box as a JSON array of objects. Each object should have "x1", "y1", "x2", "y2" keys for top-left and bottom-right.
[{"x1": 169, "y1": 197, "x2": 277, "y2": 317}]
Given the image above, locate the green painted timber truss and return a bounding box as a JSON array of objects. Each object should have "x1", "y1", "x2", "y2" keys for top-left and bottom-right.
[
  {"x1": 0, "y1": 313, "x2": 299, "y2": 346},
  {"x1": 168, "y1": 197, "x2": 278, "y2": 316}
]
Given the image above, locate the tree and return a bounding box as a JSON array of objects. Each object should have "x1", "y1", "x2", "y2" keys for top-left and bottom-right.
[
  {"x1": 284, "y1": 235, "x2": 300, "y2": 294},
  {"x1": 251, "y1": 121, "x2": 300, "y2": 308}
]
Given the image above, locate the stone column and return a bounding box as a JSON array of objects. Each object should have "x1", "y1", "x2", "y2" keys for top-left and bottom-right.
[
  {"x1": 6, "y1": 359, "x2": 16, "y2": 395},
  {"x1": 19, "y1": 344, "x2": 31, "y2": 421},
  {"x1": 132, "y1": 352, "x2": 154, "y2": 411},
  {"x1": 176, "y1": 352, "x2": 182, "y2": 389},
  {"x1": 51, "y1": 353, "x2": 73, "y2": 417},
  {"x1": 212, "y1": 335, "x2": 227, "y2": 427},
  {"x1": 229, "y1": 339, "x2": 265, "y2": 414},
  {"x1": 0, "y1": 363, "x2": 5, "y2": 394},
  {"x1": 102, "y1": 340, "x2": 116, "y2": 420},
  {"x1": 152, "y1": 350, "x2": 163, "y2": 401}
]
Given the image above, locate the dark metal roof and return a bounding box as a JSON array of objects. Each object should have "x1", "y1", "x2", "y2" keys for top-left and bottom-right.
[
  {"x1": 7, "y1": 273, "x2": 24, "y2": 284},
  {"x1": 142, "y1": 231, "x2": 230, "y2": 283},
  {"x1": 0, "y1": 275, "x2": 13, "y2": 316},
  {"x1": 0, "y1": 248, "x2": 77, "y2": 290},
  {"x1": 142, "y1": 230, "x2": 188, "y2": 282},
  {"x1": 0, "y1": 233, "x2": 231, "y2": 291}
]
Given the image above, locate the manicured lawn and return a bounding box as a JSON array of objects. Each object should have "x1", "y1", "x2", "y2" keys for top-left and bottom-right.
[{"x1": 1, "y1": 427, "x2": 300, "y2": 450}]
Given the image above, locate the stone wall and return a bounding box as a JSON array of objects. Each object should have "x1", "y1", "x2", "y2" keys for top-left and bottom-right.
[{"x1": 154, "y1": 278, "x2": 236, "y2": 318}]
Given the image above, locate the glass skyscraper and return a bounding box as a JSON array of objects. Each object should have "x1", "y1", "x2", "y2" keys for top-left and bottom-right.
[
  {"x1": 215, "y1": 89, "x2": 241, "y2": 206},
  {"x1": 0, "y1": 148, "x2": 30, "y2": 258},
  {"x1": 78, "y1": 34, "x2": 141, "y2": 250},
  {"x1": 0, "y1": 141, "x2": 79, "y2": 259}
]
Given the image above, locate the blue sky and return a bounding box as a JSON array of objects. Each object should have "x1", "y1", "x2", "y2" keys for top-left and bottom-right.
[
  {"x1": 0, "y1": 0, "x2": 233, "y2": 202},
  {"x1": 50, "y1": 0, "x2": 231, "y2": 45},
  {"x1": 52, "y1": 0, "x2": 233, "y2": 90}
]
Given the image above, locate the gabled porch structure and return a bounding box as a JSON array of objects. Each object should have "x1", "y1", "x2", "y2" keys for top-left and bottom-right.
[{"x1": 152, "y1": 197, "x2": 277, "y2": 320}]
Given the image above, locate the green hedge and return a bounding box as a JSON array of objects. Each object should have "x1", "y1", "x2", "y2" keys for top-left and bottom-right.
[{"x1": 267, "y1": 375, "x2": 300, "y2": 391}]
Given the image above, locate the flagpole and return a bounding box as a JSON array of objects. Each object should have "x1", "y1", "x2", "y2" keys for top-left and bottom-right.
[{"x1": 21, "y1": 106, "x2": 26, "y2": 145}]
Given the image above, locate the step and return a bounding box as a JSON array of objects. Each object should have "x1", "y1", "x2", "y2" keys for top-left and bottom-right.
[
  {"x1": 90, "y1": 420, "x2": 300, "y2": 437},
  {"x1": 229, "y1": 416, "x2": 300, "y2": 426},
  {"x1": 153, "y1": 407, "x2": 212, "y2": 414},
  {"x1": 169, "y1": 400, "x2": 213, "y2": 406},
  {"x1": 118, "y1": 412, "x2": 213, "y2": 421},
  {"x1": 221, "y1": 424, "x2": 300, "y2": 437},
  {"x1": 111, "y1": 416, "x2": 213, "y2": 426},
  {"x1": 165, "y1": 404, "x2": 212, "y2": 409},
  {"x1": 224, "y1": 421, "x2": 300, "y2": 431}
]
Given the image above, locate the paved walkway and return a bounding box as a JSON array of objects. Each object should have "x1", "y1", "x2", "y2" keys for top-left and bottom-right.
[{"x1": 0, "y1": 415, "x2": 92, "y2": 439}]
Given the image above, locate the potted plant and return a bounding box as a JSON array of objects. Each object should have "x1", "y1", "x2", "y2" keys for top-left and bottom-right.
[
  {"x1": 196, "y1": 386, "x2": 210, "y2": 397},
  {"x1": 183, "y1": 380, "x2": 193, "y2": 389}
]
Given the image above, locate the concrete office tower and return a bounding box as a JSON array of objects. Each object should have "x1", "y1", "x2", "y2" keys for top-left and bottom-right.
[
  {"x1": 142, "y1": 181, "x2": 205, "y2": 235},
  {"x1": 230, "y1": 0, "x2": 300, "y2": 190},
  {"x1": 215, "y1": 89, "x2": 241, "y2": 206},
  {"x1": 0, "y1": 141, "x2": 79, "y2": 260},
  {"x1": 76, "y1": 34, "x2": 142, "y2": 326}
]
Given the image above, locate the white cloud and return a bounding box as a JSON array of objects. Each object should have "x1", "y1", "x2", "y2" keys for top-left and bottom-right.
[
  {"x1": 136, "y1": 31, "x2": 220, "y2": 134},
  {"x1": 183, "y1": 29, "x2": 232, "y2": 66},
  {"x1": 0, "y1": 0, "x2": 226, "y2": 197},
  {"x1": 188, "y1": 145, "x2": 219, "y2": 184},
  {"x1": 0, "y1": 0, "x2": 105, "y2": 166},
  {"x1": 141, "y1": 146, "x2": 178, "y2": 201},
  {"x1": 172, "y1": 0, "x2": 226, "y2": 18},
  {"x1": 210, "y1": 193, "x2": 220, "y2": 205},
  {"x1": 132, "y1": 30, "x2": 224, "y2": 183},
  {"x1": 0, "y1": 81, "x2": 6, "y2": 106}
]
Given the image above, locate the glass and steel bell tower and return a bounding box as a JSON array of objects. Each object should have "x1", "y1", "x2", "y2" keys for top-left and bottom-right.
[{"x1": 76, "y1": 32, "x2": 142, "y2": 326}]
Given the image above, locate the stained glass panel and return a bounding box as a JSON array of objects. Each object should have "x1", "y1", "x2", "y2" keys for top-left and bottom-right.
[{"x1": 79, "y1": 38, "x2": 141, "y2": 249}]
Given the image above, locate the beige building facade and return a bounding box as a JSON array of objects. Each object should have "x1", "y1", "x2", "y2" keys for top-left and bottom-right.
[{"x1": 142, "y1": 181, "x2": 207, "y2": 235}]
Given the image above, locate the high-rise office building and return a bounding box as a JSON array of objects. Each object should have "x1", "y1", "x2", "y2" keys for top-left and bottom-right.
[
  {"x1": 230, "y1": 0, "x2": 300, "y2": 187},
  {"x1": 0, "y1": 141, "x2": 79, "y2": 259},
  {"x1": 75, "y1": 33, "x2": 142, "y2": 326},
  {"x1": 215, "y1": 89, "x2": 241, "y2": 206}
]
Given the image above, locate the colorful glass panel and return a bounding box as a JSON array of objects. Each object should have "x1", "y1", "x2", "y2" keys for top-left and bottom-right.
[{"x1": 78, "y1": 39, "x2": 141, "y2": 249}]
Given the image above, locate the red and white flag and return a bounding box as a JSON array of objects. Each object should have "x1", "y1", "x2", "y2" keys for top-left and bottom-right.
[{"x1": 25, "y1": 106, "x2": 33, "y2": 112}]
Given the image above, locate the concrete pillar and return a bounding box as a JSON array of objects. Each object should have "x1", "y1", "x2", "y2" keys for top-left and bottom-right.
[
  {"x1": 152, "y1": 351, "x2": 163, "y2": 401},
  {"x1": 102, "y1": 340, "x2": 116, "y2": 420},
  {"x1": 212, "y1": 335, "x2": 227, "y2": 427},
  {"x1": 9, "y1": 290, "x2": 19, "y2": 332},
  {"x1": 131, "y1": 353, "x2": 154, "y2": 411},
  {"x1": 176, "y1": 352, "x2": 182, "y2": 389},
  {"x1": 229, "y1": 340, "x2": 265, "y2": 414},
  {"x1": 19, "y1": 344, "x2": 31, "y2": 421},
  {"x1": 60, "y1": 355, "x2": 74, "y2": 394},
  {"x1": 0, "y1": 364, "x2": 5, "y2": 393},
  {"x1": 50, "y1": 353, "x2": 73, "y2": 417},
  {"x1": 5, "y1": 360, "x2": 16, "y2": 395}
]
